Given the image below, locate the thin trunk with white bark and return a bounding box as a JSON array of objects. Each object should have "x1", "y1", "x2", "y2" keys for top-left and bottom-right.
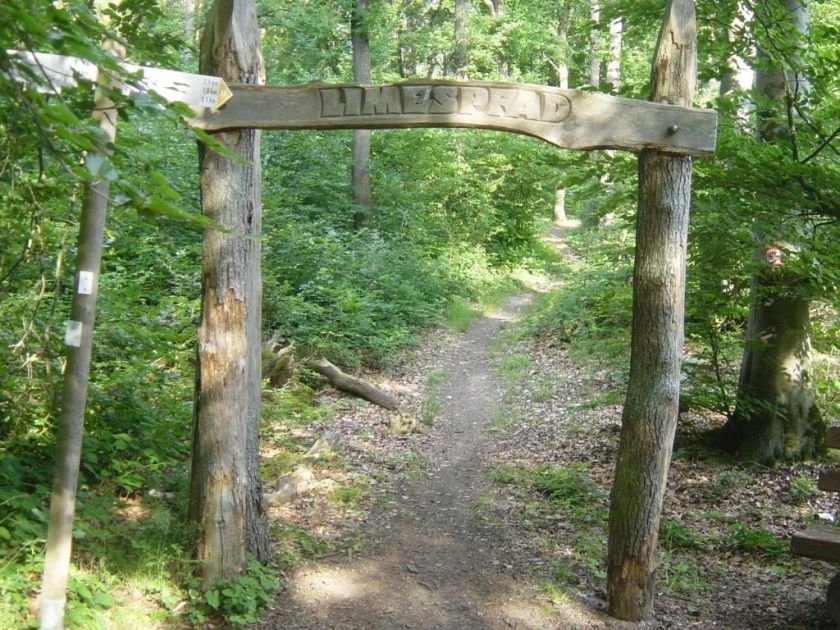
[
  {"x1": 606, "y1": 16, "x2": 622, "y2": 93},
  {"x1": 589, "y1": 0, "x2": 601, "y2": 88}
]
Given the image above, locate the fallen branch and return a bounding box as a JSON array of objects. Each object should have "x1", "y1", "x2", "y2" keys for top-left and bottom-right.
[{"x1": 303, "y1": 357, "x2": 399, "y2": 410}]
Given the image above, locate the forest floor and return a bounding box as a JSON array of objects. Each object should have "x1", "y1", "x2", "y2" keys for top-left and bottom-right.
[{"x1": 252, "y1": 225, "x2": 838, "y2": 630}]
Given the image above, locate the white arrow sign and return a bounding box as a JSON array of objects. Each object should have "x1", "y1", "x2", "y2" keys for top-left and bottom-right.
[{"x1": 5, "y1": 50, "x2": 232, "y2": 109}]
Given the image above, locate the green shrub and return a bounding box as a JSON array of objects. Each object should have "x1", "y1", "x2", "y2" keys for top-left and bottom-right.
[{"x1": 188, "y1": 557, "x2": 280, "y2": 627}]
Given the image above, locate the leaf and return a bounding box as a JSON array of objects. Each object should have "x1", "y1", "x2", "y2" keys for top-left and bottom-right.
[
  {"x1": 191, "y1": 127, "x2": 249, "y2": 164},
  {"x1": 205, "y1": 588, "x2": 220, "y2": 610}
]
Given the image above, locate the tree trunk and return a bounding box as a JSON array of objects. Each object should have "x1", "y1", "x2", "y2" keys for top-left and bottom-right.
[
  {"x1": 720, "y1": 0, "x2": 821, "y2": 463},
  {"x1": 606, "y1": 16, "x2": 622, "y2": 93},
  {"x1": 719, "y1": 2, "x2": 753, "y2": 98},
  {"x1": 351, "y1": 0, "x2": 372, "y2": 229},
  {"x1": 184, "y1": 0, "x2": 195, "y2": 45},
  {"x1": 553, "y1": 0, "x2": 571, "y2": 224},
  {"x1": 589, "y1": 0, "x2": 601, "y2": 88},
  {"x1": 606, "y1": 0, "x2": 696, "y2": 621},
  {"x1": 723, "y1": 281, "x2": 820, "y2": 461},
  {"x1": 452, "y1": 0, "x2": 470, "y2": 78},
  {"x1": 554, "y1": 187, "x2": 567, "y2": 223},
  {"x1": 189, "y1": 0, "x2": 268, "y2": 587}
]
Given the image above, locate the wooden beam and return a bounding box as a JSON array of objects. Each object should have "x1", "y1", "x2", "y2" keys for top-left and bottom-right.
[
  {"x1": 193, "y1": 80, "x2": 717, "y2": 156},
  {"x1": 819, "y1": 468, "x2": 840, "y2": 492},
  {"x1": 826, "y1": 426, "x2": 840, "y2": 449},
  {"x1": 791, "y1": 524, "x2": 840, "y2": 563}
]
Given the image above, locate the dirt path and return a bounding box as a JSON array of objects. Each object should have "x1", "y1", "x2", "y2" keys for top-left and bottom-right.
[
  {"x1": 253, "y1": 222, "x2": 837, "y2": 630},
  {"x1": 257, "y1": 292, "x2": 617, "y2": 629}
]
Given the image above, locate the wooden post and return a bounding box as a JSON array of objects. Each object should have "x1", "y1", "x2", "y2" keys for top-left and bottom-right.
[
  {"x1": 188, "y1": 0, "x2": 269, "y2": 586},
  {"x1": 38, "y1": 43, "x2": 123, "y2": 630},
  {"x1": 606, "y1": 0, "x2": 696, "y2": 621}
]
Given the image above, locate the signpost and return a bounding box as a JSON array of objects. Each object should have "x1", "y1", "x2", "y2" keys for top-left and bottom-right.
[
  {"x1": 6, "y1": 49, "x2": 232, "y2": 109},
  {"x1": 4, "y1": 48, "x2": 232, "y2": 630},
  {"x1": 193, "y1": 80, "x2": 717, "y2": 156}
]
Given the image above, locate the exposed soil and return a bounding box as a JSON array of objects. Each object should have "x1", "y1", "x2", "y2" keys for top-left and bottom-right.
[
  {"x1": 254, "y1": 226, "x2": 838, "y2": 630},
  {"x1": 258, "y1": 292, "x2": 619, "y2": 629}
]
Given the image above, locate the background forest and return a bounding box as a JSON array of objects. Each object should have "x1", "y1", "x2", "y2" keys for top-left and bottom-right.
[{"x1": 0, "y1": 0, "x2": 838, "y2": 626}]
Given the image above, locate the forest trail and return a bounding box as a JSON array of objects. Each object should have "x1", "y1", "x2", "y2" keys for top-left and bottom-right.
[{"x1": 257, "y1": 265, "x2": 619, "y2": 629}]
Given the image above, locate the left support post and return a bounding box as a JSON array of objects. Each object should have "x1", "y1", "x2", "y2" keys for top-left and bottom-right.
[{"x1": 38, "y1": 42, "x2": 124, "y2": 630}]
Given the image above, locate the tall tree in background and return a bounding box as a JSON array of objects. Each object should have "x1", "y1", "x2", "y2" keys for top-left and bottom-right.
[
  {"x1": 606, "y1": 12, "x2": 622, "y2": 93},
  {"x1": 452, "y1": 0, "x2": 470, "y2": 77},
  {"x1": 554, "y1": 0, "x2": 572, "y2": 223},
  {"x1": 719, "y1": 0, "x2": 822, "y2": 462},
  {"x1": 351, "y1": 0, "x2": 372, "y2": 229},
  {"x1": 589, "y1": 0, "x2": 600, "y2": 87},
  {"x1": 189, "y1": 0, "x2": 269, "y2": 586},
  {"x1": 607, "y1": 0, "x2": 696, "y2": 620}
]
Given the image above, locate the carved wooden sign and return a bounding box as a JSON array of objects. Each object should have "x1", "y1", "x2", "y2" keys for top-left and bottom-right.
[{"x1": 194, "y1": 80, "x2": 717, "y2": 156}]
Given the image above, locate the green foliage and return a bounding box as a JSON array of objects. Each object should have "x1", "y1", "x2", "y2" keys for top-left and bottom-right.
[
  {"x1": 188, "y1": 556, "x2": 280, "y2": 627},
  {"x1": 660, "y1": 518, "x2": 707, "y2": 550},
  {"x1": 522, "y1": 221, "x2": 634, "y2": 360},
  {"x1": 788, "y1": 474, "x2": 818, "y2": 503},
  {"x1": 723, "y1": 523, "x2": 788, "y2": 558}
]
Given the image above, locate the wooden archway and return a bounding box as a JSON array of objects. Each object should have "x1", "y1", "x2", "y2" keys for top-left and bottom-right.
[{"x1": 192, "y1": 0, "x2": 705, "y2": 621}]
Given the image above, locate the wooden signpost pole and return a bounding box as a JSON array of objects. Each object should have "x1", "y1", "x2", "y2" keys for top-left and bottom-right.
[
  {"x1": 606, "y1": 0, "x2": 698, "y2": 620},
  {"x1": 6, "y1": 47, "x2": 234, "y2": 630},
  {"x1": 38, "y1": 42, "x2": 124, "y2": 630}
]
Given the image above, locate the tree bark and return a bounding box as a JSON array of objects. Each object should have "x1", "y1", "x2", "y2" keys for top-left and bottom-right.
[
  {"x1": 589, "y1": 0, "x2": 601, "y2": 88},
  {"x1": 724, "y1": 284, "x2": 820, "y2": 461},
  {"x1": 452, "y1": 0, "x2": 470, "y2": 79},
  {"x1": 606, "y1": 16, "x2": 623, "y2": 93},
  {"x1": 719, "y1": 2, "x2": 753, "y2": 98},
  {"x1": 721, "y1": 0, "x2": 821, "y2": 463},
  {"x1": 189, "y1": 0, "x2": 268, "y2": 587},
  {"x1": 351, "y1": 0, "x2": 372, "y2": 229},
  {"x1": 554, "y1": 1, "x2": 571, "y2": 224},
  {"x1": 606, "y1": 0, "x2": 696, "y2": 621}
]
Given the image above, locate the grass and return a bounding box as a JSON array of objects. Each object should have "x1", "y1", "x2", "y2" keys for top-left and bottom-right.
[
  {"x1": 421, "y1": 369, "x2": 445, "y2": 425},
  {"x1": 659, "y1": 556, "x2": 708, "y2": 596},
  {"x1": 490, "y1": 407, "x2": 523, "y2": 433},
  {"x1": 443, "y1": 274, "x2": 522, "y2": 333},
  {"x1": 445, "y1": 297, "x2": 481, "y2": 332}
]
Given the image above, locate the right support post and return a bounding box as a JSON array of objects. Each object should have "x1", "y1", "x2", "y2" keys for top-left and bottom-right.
[{"x1": 606, "y1": 0, "x2": 697, "y2": 621}]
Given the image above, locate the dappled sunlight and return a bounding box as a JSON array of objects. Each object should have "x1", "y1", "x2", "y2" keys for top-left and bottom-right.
[
  {"x1": 485, "y1": 294, "x2": 534, "y2": 322},
  {"x1": 267, "y1": 513, "x2": 618, "y2": 629},
  {"x1": 293, "y1": 566, "x2": 376, "y2": 604},
  {"x1": 490, "y1": 590, "x2": 616, "y2": 630}
]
